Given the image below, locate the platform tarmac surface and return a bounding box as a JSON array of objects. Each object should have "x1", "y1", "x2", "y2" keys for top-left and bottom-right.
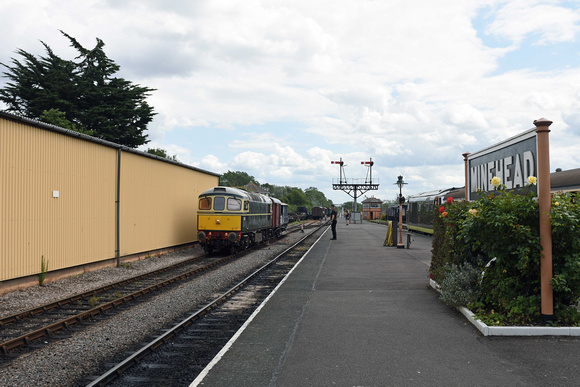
[{"x1": 193, "y1": 221, "x2": 580, "y2": 387}]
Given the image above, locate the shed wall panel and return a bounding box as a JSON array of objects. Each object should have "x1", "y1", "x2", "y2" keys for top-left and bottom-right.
[
  {"x1": 1, "y1": 119, "x2": 117, "y2": 281},
  {"x1": 119, "y1": 153, "x2": 219, "y2": 255}
]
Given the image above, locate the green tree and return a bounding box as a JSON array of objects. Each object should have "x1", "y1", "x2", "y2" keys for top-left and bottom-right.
[
  {"x1": 0, "y1": 30, "x2": 155, "y2": 148},
  {"x1": 39, "y1": 108, "x2": 96, "y2": 136},
  {"x1": 262, "y1": 183, "x2": 289, "y2": 199},
  {"x1": 381, "y1": 201, "x2": 395, "y2": 214},
  {"x1": 220, "y1": 170, "x2": 258, "y2": 187},
  {"x1": 342, "y1": 201, "x2": 355, "y2": 211},
  {"x1": 305, "y1": 187, "x2": 331, "y2": 207},
  {"x1": 146, "y1": 147, "x2": 178, "y2": 161},
  {"x1": 282, "y1": 188, "x2": 308, "y2": 206}
]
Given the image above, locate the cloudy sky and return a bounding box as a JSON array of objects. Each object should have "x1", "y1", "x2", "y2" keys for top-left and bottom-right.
[{"x1": 2, "y1": 0, "x2": 580, "y2": 204}]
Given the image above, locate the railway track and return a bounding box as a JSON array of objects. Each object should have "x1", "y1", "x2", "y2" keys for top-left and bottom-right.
[
  {"x1": 85, "y1": 223, "x2": 327, "y2": 386},
  {"x1": 0, "y1": 221, "x2": 319, "y2": 362},
  {"x1": 0, "y1": 253, "x2": 231, "y2": 359}
]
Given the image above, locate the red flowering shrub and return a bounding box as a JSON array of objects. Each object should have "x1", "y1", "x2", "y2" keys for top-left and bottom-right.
[{"x1": 431, "y1": 190, "x2": 580, "y2": 326}]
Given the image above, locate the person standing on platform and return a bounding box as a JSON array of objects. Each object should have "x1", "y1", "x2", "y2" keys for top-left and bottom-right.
[
  {"x1": 330, "y1": 204, "x2": 337, "y2": 240},
  {"x1": 345, "y1": 209, "x2": 350, "y2": 225}
]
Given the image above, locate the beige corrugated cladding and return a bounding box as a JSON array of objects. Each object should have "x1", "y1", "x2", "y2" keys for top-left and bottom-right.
[
  {"x1": 1, "y1": 118, "x2": 117, "y2": 281},
  {"x1": 120, "y1": 152, "x2": 218, "y2": 255},
  {"x1": 1, "y1": 113, "x2": 219, "y2": 282}
]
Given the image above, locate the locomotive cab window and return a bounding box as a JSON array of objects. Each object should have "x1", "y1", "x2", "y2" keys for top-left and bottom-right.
[
  {"x1": 199, "y1": 197, "x2": 212, "y2": 210},
  {"x1": 227, "y1": 198, "x2": 242, "y2": 211},
  {"x1": 244, "y1": 201, "x2": 249, "y2": 211},
  {"x1": 214, "y1": 197, "x2": 225, "y2": 211}
]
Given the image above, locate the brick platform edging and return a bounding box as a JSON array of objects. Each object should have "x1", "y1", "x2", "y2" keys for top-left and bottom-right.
[{"x1": 429, "y1": 279, "x2": 580, "y2": 336}]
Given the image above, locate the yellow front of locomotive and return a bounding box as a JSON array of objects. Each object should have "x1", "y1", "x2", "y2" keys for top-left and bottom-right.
[{"x1": 197, "y1": 187, "x2": 247, "y2": 252}]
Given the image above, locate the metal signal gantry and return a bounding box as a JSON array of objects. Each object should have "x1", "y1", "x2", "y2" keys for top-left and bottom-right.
[{"x1": 331, "y1": 158, "x2": 379, "y2": 216}]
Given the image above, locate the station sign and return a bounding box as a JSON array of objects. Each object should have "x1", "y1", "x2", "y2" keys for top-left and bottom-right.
[{"x1": 467, "y1": 128, "x2": 538, "y2": 200}]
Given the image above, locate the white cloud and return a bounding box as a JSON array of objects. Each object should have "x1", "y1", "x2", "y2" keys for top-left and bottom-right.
[
  {"x1": 197, "y1": 155, "x2": 228, "y2": 173},
  {"x1": 487, "y1": 1, "x2": 580, "y2": 45},
  {"x1": 2, "y1": 0, "x2": 580, "y2": 204}
]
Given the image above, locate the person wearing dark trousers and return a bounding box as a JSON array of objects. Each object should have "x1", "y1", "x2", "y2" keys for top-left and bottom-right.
[{"x1": 330, "y1": 204, "x2": 337, "y2": 240}]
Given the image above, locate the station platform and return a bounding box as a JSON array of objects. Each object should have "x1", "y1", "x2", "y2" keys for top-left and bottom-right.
[{"x1": 192, "y1": 221, "x2": 580, "y2": 387}]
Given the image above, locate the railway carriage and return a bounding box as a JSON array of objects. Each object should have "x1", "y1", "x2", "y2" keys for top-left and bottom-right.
[
  {"x1": 197, "y1": 186, "x2": 288, "y2": 253},
  {"x1": 311, "y1": 206, "x2": 326, "y2": 220},
  {"x1": 271, "y1": 197, "x2": 289, "y2": 236},
  {"x1": 406, "y1": 168, "x2": 580, "y2": 235},
  {"x1": 406, "y1": 188, "x2": 458, "y2": 234}
]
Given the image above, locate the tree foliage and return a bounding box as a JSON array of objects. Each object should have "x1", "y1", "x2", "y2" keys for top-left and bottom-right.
[
  {"x1": 219, "y1": 171, "x2": 333, "y2": 211},
  {"x1": 282, "y1": 188, "x2": 309, "y2": 206},
  {"x1": 40, "y1": 108, "x2": 95, "y2": 136},
  {"x1": 0, "y1": 31, "x2": 155, "y2": 148},
  {"x1": 262, "y1": 183, "x2": 289, "y2": 199},
  {"x1": 146, "y1": 148, "x2": 178, "y2": 161},
  {"x1": 220, "y1": 170, "x2": 258, "y2": 187},
  {"x1": 305, "y1": 187, "x2": 332, "y2": 208}
]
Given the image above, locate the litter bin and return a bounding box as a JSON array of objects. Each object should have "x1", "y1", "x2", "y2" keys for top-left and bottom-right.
[{"x1": 406, "y1": 233, "x2": 414, "y2": 249}]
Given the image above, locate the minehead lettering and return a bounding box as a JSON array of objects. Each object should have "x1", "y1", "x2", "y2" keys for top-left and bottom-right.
[
  {"x1": 470, "y1": 151, "x2": 534, "y2": 192},
  {"x1": 466, "y1": 128, "x2": 537, "y2": 200}
]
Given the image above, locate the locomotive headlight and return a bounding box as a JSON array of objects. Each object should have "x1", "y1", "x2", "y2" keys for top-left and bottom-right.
[{"x1": 216, "y1": 219, "x2": 221, "y2": 224}]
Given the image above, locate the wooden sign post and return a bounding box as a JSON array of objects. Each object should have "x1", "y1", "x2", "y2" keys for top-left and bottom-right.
[{"x1": 534, "y1": 118, "x2": 553, "y2": 323}]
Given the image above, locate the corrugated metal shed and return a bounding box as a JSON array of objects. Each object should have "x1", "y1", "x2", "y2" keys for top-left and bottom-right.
[{"x1": 1, "y1": 111, "x2": 220, "y2": 291}]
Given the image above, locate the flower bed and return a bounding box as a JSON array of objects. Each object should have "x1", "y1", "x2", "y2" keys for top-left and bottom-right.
[{"x1": 430, "y1": 178, "x2": 580, "y2": 327}]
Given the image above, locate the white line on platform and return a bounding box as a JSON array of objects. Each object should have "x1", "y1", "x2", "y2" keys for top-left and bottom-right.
[{"x1": 189, "y1": 230, "x2": 328, "y2": 386}]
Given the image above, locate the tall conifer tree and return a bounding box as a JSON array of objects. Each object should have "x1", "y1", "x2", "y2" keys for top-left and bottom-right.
[{"x1": 1, "y1": 31, "x2": 155, "y2": 147}]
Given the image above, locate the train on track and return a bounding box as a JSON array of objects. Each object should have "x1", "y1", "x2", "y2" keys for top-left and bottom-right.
[
  {"x1": 197, "y1": 186, "x2": 289, "y2": 253},
  {"x1": 407, "y1": 167, "x2": 580, "y2": 235},
  {"x1": 296, "y1": 206, "x2": 309, "y2": 220},
  {"x1": 311, "y1": 206, "x2": 330, "y2": 220}
]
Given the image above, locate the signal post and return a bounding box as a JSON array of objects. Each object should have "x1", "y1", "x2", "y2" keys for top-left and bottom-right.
[{"x1": 331, "y1": 158, "x2": 379, "y2": 223}]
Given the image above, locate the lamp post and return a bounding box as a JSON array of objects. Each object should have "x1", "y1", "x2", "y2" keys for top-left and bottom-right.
[{"x1": 395, "y1": 175, "x2": 407, "y2": 248}]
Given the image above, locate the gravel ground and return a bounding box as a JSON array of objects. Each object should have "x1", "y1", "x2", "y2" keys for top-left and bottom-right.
[
  {"x1": 0, "y1": 229, "x2": 318, "y2": 386},
  {"x1": 0, "y1": 245, "x2": 206, "y2": 319}
]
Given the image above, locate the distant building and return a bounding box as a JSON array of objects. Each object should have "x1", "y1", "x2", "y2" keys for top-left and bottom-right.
[{"x1": 362, "y1": 197, "x2": 382, "y2": 220}]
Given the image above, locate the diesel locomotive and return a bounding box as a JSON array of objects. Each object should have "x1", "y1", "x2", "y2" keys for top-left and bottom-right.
[{"x1": 197, "y1": 186, "x2": 289, "y2": 253}]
